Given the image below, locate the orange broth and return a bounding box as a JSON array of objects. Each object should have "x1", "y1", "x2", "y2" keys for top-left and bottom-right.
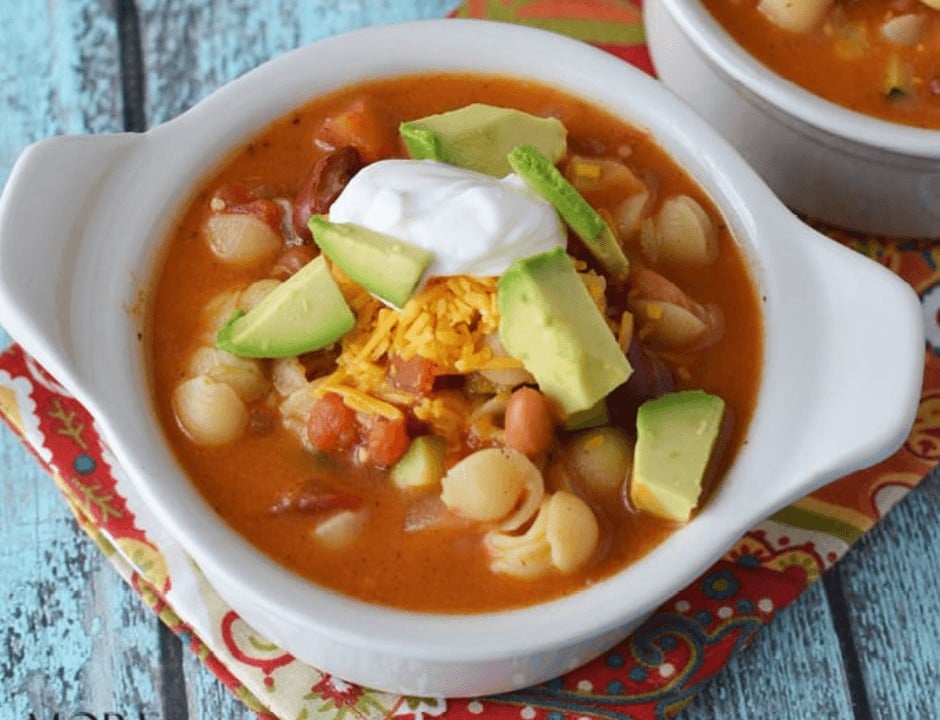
[
  {"x1": 703, "y1": 0, "x2": 940, "y2": 129},
  {"x1": 148, "y1": 73, "x2": 763, "y2": 613}
]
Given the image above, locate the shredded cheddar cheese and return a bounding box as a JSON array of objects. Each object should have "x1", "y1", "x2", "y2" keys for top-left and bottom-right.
[{"x1": 313, "y1": 265, "x2": 522, "y2": 442}]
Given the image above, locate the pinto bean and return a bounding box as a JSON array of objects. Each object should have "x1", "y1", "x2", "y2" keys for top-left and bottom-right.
[
  {"x1": 293, "y1": 146, "x2": 363, "y2": 240},
  {"x1": 503, "y1": 387, "x2": 555, "y2": 459}
]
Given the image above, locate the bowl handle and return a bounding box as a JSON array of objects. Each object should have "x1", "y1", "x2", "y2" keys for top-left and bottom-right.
[
  {"x1": 0, "y1": 133, "x2": 140, "y2": 386},
  {"x1": 775, "y1": 222, "x2": 924, "y2": 501}
]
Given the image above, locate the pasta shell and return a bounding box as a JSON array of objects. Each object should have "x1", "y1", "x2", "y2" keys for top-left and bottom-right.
[
  {"x1": 649, "y1": 195, "x2": 717, "y2": 265},
  {"x1": 631, "y1": 299, "x2": 708, "y2": 350},
  {"x1": 545, "y1": 491, "x2": 600, "y2": 574},
  {"x1": 486, "y1": 490, "x2": 599, "y2": 578},
  {"x1": 478, "y1": 333, "x2": 535, "y2": 389},
  {"x1": 485, "y1": 500, "x2": 552, "y2": 579},
  {"x1": 440, "y1": 447, "x2": 544, "y2": 525}
]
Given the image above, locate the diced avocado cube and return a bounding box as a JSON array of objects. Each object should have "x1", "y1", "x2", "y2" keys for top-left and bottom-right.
[
  {"x1": 630, "y1": 390, "x2": 726, "y2": 522},
  {"x1": 391, "y1": 435, "x2": 447, "y2": 489},
  {"x1": 399, "y1": 103, "x2": 567, "y2": 177},
  {"x1": 216, "y1": 255, "x2": 354, "y2": 358},
  {"x1": 497, "y1": 247, "x2": 632, "y2": 415},
  {"x1": 309, "y1": 216, "x2": 433, "y2": 308},
  {"x1": 564, "y1": 398, "x2": 610, "y2": 430},
  {"x1": 508, "y1": 144, "x2": 629, "y2": 279}
]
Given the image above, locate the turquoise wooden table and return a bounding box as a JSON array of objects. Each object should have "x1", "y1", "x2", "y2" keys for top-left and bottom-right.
[{"x1": 1, "y1": 2, "x2": 938, "y2": 718}]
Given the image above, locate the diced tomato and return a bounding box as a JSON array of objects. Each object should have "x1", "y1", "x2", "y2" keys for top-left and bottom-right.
[
  {"x1": 306, "y1": 393, "x2": 358, "y2": 453},
  {"x1": 365, "y1": 416, "x2": 410, "y2": 467},
  {"x1": 390, "y1": 354, "x2": 437, "y2": 394},
  {"x1": 316, "y1": 99, "x2": 403, "y2": 164}
]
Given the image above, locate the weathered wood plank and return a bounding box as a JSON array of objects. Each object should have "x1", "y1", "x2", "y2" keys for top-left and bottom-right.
[
  {"x1": 0, "y1": 418, "x2": 166, "y2": 718},
  {"x1": 2, "y1": 2, "x2": 937, "y2": 719},
  {"x1": 0, "y1": 2, "x2": 124, "y2": 185},
  {"x1": 837, "y1": 470, "x2": 940, "y2": 719},
  {"x1": 682, "y1": 581, "x2": 855, "y2": 720},
  {"x1": 137, "y1": 0, "x2": 458, "y2": 125},
  {"x1": 0, "y1": 2, "x2": 165, "y2": 718},
  {"x1": 182, "y1": 647, "x2": 254, "y2": 719}
]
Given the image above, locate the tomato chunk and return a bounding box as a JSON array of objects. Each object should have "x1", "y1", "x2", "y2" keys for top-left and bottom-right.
[
  {"x1": 390, "y1": 354, "x2": 438, "y2": 394},
  {"x1": 307, "y1": 393, "x2": 358, "y2": 452},
  {"x1": 365, "y1": 416, "x2": 410, "y2": 467},
  {"x1": 316, "y1": 99, "x2": 402, "y2": 164}
]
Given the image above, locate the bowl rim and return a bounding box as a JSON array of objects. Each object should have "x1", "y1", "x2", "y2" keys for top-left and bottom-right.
[
  {"x1": 654, "y1": 0, "x2": 940, "y2": 157},
  {"x1": 135, "y1": 19, "x2": 776, "y2": 658}
]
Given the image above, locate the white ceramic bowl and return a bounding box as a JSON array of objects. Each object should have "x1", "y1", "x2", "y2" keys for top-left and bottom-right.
[
  {"x1": 644, "y1": 0, "x2": 940, "y2": 238},
  {"x1": 0, "y1": 20, "x2": 925, "y2": 697}
]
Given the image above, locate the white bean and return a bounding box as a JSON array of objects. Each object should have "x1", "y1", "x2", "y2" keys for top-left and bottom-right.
[
  {"x1": 187, "y1": 346, "x2": 268, "y2": 402},
  {"x1": 205, "y1": 213, "x2": 281, "y2": 267},
  {"x1": 238, "y1": 278, "x2": 282, "y2": 310},
  {"x1": 271, "y1": 357, "x2": 308, "y2": 396},
  {"x1": 201, "y1": 291, "x2": 239, "y2": 340},
  {"x1": 566, "y1": 427, "x2": 634, "y2": 499},
  {"x1": 279, "y1": 381, "x2": 323, "y2": 449},
  {"x1": 881, "y1": 14, "x2": 928, "y2": 45},
  {"x1": 172, "y1": 375, "x2": 248, "y2": 445},
  {"x1": 314, "y1": 510, "x2": 367, "y2": 549}
]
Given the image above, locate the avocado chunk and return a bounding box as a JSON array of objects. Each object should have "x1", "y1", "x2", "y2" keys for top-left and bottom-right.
[
  {"x1": 309, "y1": 215, "x2": 433, "y2": 308},
  {"x1": 630, "y1": 390, "x2": 725, "y2": 522},
  {"x1": 391, "y1": 435, "x2": 447, "y2": 489},
  {"x1": 216, "y1": 255, "x2": 354, "y2": 358},
  {"x1": 564, "y1": 398, "x2": 609, "y2": 430},
  {"x1": 399, "y1": 103, "x2": 567, "y2": 178},
  {"x1": 497, "y1": 247, "x2": 632, "y2": 415},
  {"x1": 508, "y1": 145, "x2": 629, "y2": 280}
]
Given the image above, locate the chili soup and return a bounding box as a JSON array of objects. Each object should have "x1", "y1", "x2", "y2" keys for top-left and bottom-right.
[
  {"x1": 148, "y1": 73, "x2": 763, "y2": 613},
  {"x1": 702, "y1": 0, "x2": 940, "y2": 129}
]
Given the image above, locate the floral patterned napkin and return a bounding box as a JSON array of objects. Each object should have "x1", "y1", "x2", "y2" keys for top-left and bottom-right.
[{"x1": 1, "y1": 2, "x2": 937, "y2": 718}]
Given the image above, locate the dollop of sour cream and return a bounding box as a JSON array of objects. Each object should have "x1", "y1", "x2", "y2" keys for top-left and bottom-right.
[{"x1": 327, "y1": 159, "x2": 565, "y2": 278}]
